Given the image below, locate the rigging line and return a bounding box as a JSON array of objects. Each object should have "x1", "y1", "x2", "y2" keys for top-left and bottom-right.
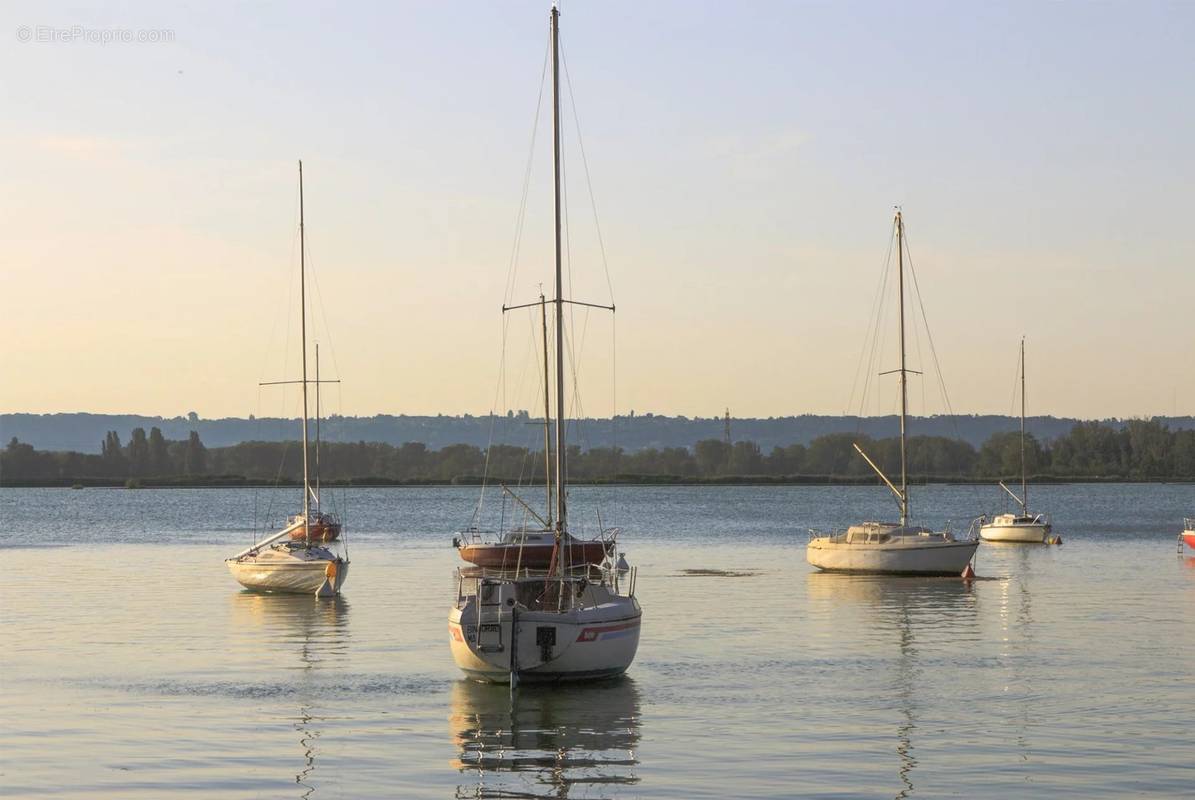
[
  {"x1": 560, "y1": 39, "x2": 616, "y2": 306},
  {"x1": 901, "y1": 225, "x2": 976, "y2": 503},
  {"x1": 303, "y1": 237, "x2": 344, "y2": 391},
  {"x1": 846, "y1": 228, "x2": 896, "y2": 420},
  {"x1": 256, "y1": 196, "x2": 300, "y2": 387},
  {"x1": 477, "y1": 310, "x2": 512, "y2": 529},
  {"x1": 611, "y1": 308, "x2": 617, "y2": 456},
  {"x1": 858, "y1": 226, "x2": 896, "y2": 424},
  {"x1": 1007, "y1": 345, "x2": 1021, "y2": 416},
  {"x1": 503, "y1": 33, "x2": 552, "y2": 307},
  {"x1": 858, "y1": 237, "x2": 894, "y2": 434}
]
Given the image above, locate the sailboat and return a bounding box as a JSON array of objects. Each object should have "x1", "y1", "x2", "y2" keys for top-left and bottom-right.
[
  {"x1": 806, "y1": 210, "x2": 979, "y2": 576},
  {"x1": 454, "y1": 293, "x2": 616, "y2": 570},
  {"x1": 227, "y1": 161, "x2": 349, "y2": 598},
  {"x1": 448, "y1": 5, "x2": 641, "y2": 684},
  {"x1": 979, "y1": 339, "x2": 1053, "y2": 543}
]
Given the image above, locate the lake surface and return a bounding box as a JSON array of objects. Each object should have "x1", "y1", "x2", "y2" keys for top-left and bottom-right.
[{"x1": 2, "y1": 484, "x2": 1193, "y2": 798}]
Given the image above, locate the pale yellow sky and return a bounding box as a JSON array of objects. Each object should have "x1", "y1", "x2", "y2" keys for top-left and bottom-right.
[{"x1": 2, "y1": 2, "x2": 1193, "y2": 421}]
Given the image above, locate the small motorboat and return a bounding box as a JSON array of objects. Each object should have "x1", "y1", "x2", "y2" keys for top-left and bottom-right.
[
  {"x1": 1182, "y1": 518, "x2": 1195, "y2": 550},
  {"x1": 980, "y1": 511, "x2": 1052, "y2": 543}
]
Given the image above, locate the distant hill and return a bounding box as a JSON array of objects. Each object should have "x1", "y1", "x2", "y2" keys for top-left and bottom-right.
[{"x1": 4, "y1": 411, "x2": 1194, "y2": 454}]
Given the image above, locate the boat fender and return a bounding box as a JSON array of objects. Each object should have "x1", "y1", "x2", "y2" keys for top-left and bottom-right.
[{"x1": 325, "y1": 561, "x2": 338, "y2": 579}]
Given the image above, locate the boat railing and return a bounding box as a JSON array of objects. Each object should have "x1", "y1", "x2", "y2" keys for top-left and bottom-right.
[
  {"x1": 1184, "y1": 518, "x2": 1195, "y2": 531},
  {"x1": 965, "y1": 517, "x2": 986, "y2": 540},
  {"x1": 807, "y1": 527, "x2": 845, "y2": 542},
  {"x1": 454, "y1": 560, "x2": 634, "y2": 609}
]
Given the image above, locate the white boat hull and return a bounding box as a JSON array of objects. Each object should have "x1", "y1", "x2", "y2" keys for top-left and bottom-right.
[
  {"x1": 227, "y1": 548, "x2": 348, "y2": 596},
  {"x1": 807, "y1": 535, "x2": 978, "y2": 575},
  {"x1": 980, "y1": 521, "x2": 1050, "y2": 543},
  {"x1": 448, "y1": 598, "x2": 641, "y2": 684}
]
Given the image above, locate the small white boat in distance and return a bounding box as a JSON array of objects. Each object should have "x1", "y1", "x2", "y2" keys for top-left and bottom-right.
[
  {"x1": 980, "y1": 508, "x2": 1051, "y2": 543},
  {"x1": 1181, "y1": 518, "x2": 1195, "y2": 550},
  {"x1": 806, "y1": 210, "x2": 978, "y2": 577},
  {"x1": 980, "y1": 339, "x2": 1053, "y2": 544}
]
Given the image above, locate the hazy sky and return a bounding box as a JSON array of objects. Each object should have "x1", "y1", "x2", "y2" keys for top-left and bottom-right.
[{"x1": 2, "y1": 1, "x2": 1192, "y2": 421}]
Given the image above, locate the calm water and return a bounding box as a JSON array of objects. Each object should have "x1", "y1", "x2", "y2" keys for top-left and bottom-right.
[{"x1": 2, "y1": 484, "x2": 1193, "y2": 798}]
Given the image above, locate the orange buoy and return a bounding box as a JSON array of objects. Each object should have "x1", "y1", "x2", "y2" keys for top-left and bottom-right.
[
  {"x1": 325, "y1": 561, "x2": 338, "y2": 579},
  {"x1": 961, "y1": 563, "x2": 976, "y2": 581}
]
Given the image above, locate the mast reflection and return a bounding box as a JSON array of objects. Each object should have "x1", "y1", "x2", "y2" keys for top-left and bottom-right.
[
  {"x1": 807, "y1": 574, "x2": 977, "y2": 798},
  {"x1": 450, "y1": 678, "x2": 642, "y2": 799},
  {"x1": 230, "y1": 593, "x2": 350, "y2": 798}
]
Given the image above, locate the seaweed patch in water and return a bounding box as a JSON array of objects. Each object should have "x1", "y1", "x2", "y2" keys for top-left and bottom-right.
[{"x1": 676, "y1": 568, "x2": 759, "y2": 578}]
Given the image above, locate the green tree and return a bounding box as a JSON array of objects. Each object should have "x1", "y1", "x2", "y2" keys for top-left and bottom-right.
[
  {"x1": 126, "y1": 427, "x2": 149, "y2": 476},
  {"x1": 183, "y1": 431, "x2": 207, "y2": 474},
  {"x1": 694, "y1": 439, "x2": 730, "y2": 476},
  {"x1": 148, "y1": 427, "x2": 171, "y2": 476},
  {"x1": 727, "y1": 440, "x2": 764, "y2": 474}
]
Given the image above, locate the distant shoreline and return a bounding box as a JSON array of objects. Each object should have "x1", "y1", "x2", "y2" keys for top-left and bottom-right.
[{"x1": 4, "y1": 475, "x2": 1192, "y2": 489}]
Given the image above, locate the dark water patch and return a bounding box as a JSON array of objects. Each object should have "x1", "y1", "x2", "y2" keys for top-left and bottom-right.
[{"x1": 675, "y1": 568, "x2": 760, "y2": 577}]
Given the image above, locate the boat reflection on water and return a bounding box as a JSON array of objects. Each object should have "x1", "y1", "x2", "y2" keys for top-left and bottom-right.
[
  {"x1": 229, "y1": 592, "x2": 350, "y2": 798},
  {"x1": 450, "y1": 677, "x2": 642, "y2": 799},
  {"x1": 229, "y1": 591, "x2": 352, "y2": 644},
  {"x1": 806, "y1": 573, "x2": 979, "y2": 798}
]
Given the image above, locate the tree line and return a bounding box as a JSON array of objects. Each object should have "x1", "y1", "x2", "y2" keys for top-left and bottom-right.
[{"x1": 4, "y1": 418, "x2": 1195, "y2": 485}]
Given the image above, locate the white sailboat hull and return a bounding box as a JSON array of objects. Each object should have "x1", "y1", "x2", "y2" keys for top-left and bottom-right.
[
  {"x1": 448, "y1": 597, "x2": 641, "y2": 684},
  {"x1": 980, "y1": 521, "x2": 1050, "y2": 543},
  {"x1": 807, "y1": 534, "x2": 978, "y2": 576},
  {"x1": 227, "y1": 548, "x2": 348, "y2": 596}
]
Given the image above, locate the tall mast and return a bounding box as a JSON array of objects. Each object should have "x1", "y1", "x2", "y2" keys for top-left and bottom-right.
[
  {"x1": 1020, "y1": 337, "x2": 1027, "y2": 513},
  {"x1": 896, "y1": 210, "x2": 909, "y2": 527},
  {"x1": 541, "y1": 292, "x2": 553, "y2": 527},
  {"x1": 551, "y1": 5, "x2": 567, "y2": 537},
  {"x1": 299, "y1": 160, "x2": 311, "y2": 544},
  {"x1": 315, "y1": 342, "x2": 322, "y2": 514}
]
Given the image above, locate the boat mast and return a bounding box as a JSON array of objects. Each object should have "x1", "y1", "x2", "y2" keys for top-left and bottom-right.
[
  {"x1": 551, "y1": 5, "x2": 567, "y2": 541},
  {"x1": 299, "y1": 160, "x2": 311, "y2": 545},
  {"x1": 896, "y1": 210, "x2": 909, "y2": 527},
  {"x1": 315, "y1": 342, "x2": 322, "y2": 515},
  {"x1": 1020, "y1": 337, "x2": 1027, "y2": 513},
  {"x1": 540, "y1": 291, "x2": 553, "y2": 528}
]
